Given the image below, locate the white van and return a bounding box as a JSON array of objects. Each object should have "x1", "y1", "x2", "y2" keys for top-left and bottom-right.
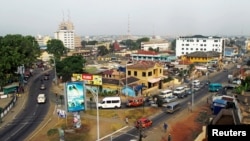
[
  {"x1": 173, "y1": 86, "x2": 185, "y2": 95},
  {"x1": 37, "y1": 93, "x2": 46, "y2": 104},
  {"x1": 98, "y1": 97, "x2": 121, "y2": 109},
  {"x1": 159, "y1": 89, "x2": 173, "y2": 98},
  {"x1": 165, "y1": 101, "x2": 181, "y2": 114}
]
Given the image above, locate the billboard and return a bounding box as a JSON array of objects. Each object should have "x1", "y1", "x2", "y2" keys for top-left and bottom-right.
[
  {"x1": 72, "y1": 73, "x2": 102, "y2": 85},
  {"x1": 65, "y1": 81, "x2": 85, "y2": 112}
]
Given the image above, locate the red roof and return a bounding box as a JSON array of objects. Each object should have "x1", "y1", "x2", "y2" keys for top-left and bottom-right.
[{"x1": 136, "y1": 50, "x2": 158, "y2": 55}]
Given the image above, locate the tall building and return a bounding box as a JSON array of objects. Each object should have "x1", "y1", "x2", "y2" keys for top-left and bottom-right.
[
  {"x1": 54, "y1": 20, "x2": 76, "y2": 50},
  {"x1": 176, "y1": 35, "x2": 224, "y2": 57}
]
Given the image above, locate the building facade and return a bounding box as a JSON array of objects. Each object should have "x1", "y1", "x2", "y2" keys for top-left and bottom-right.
[
  {"x1": 176, "y1": 35, "x2": 224, "y2": 57},
  {"x1": 54, "y1": 20, "x2": 76, "y2": 50},
  {"x1": 141, "y1": 41, "x2": 170, "y2": 51},
  {"x1": 131, "y1": 50, "x2": 176, "y2": 62},
  {"x1": 126, "y1": 61, "x2": 165, "y2": 88}
]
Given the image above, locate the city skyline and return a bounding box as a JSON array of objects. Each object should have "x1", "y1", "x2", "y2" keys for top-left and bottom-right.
[{"x1": 1, "y1": 0, "x2": 250, "y2": 37}]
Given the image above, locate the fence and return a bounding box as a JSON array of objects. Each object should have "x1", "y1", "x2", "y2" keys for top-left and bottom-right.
[{"x1": 0, "y1": 95, "x2": 17, "y2": 121}]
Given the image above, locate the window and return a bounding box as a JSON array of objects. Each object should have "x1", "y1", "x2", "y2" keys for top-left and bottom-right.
[
  {"x1": 128, "y1": 71, "x2": 131, "y2": 75},
  {"x1": 203, "y1": 40, "x2": 206, "y2": 42},
  {"x1": 186, "y1": 48, "x2": 189, "y2": 50},
  {"x1": 196, "y1": 40, "x2": 199, "y2": 42},
  {"x1": 148, "y1": 71, "x2": 152, "y2": 76},
  {"x1": 185, "y1": 44, "x2": 189, "y2": 46},
  {"x1": 142, "y1": 72, "x2": 146, "y2": 77},
  {"x1": 182, "y1": 52, "x2": 184, "y2": 54},
  {"x1": 112, "y1": 100, "x2": 119, "y2": 103},
  {"x1": 134, "y1": 71, "x2": 137, "y2": 76},
  {"x1": 214, "y1": 40, "x2": 218, "y2": 42},
  {"x1": 160, "y1": 69, "x2": 162, "y2": 73},
  {"x1": 107, "y1": 100, "x2": 111, "y2": 104},
  {"x1": 182, "y1": 48, "x2": 184, "y2": 50},
  {"x1": 191, "y1": 48, "x2": 193, "y2": 50}
]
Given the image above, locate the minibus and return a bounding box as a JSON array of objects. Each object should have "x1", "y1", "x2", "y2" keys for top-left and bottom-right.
[
  {"x1": 98, "y1": 97, "x2": 121, "y2": 109},
  {"x1": 209, "y1": 83, "x2": 222, "y2": 92},
  {"x1": 165, "y1": 101, "x2": 181, "y2": 114}
]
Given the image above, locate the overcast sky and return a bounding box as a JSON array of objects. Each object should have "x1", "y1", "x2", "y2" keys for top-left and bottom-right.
[{"x1": 1, "y1": 0, "x2": 250, "y2": 37}]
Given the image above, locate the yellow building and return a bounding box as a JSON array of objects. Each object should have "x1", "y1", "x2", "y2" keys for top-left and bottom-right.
[
  {"x1": 126, "y1": 61, "x2": 165, "y2": 88},
  {"x1": 185, "y1": 51, "x2": 220, "y2": 64}
]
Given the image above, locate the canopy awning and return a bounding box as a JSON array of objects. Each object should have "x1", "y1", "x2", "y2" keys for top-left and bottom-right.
[{"x1": 148, "y1": 78, "x2": 161, "y2": 83}]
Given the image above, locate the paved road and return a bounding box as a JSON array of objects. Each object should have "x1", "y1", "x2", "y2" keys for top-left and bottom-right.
[{"x1": 0, "y1": 68, "x2": 53, "y2": 141}]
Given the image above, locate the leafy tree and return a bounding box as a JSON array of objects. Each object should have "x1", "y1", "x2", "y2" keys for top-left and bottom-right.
[
  {"x1": 46, "y1": 39, "x2": 67, "y2": 59},
  {"x1": 169, "y1": 39, "x2": 176, "y2": 51},
  {"x1": 81, "y1": 40, "x2": 87, "y2": 48},
  {"x1": 0, "y1": 34, "x2": 40, "y2": 87},
  {"x1": 109, "y1": 43, "x2": 115, "y2": 53},
  {"x1": 86, "y1": 40, "x2": 98, "y2": 45},
  {"x1": 56, "y1": 55, "x2": 86, "y2": 82},
  {"x1": 97, "y1": 45, "x2": 109, "y2": 56}
]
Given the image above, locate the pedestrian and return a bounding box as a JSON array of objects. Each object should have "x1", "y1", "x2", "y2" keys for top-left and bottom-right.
[
  {"x1": 125, "y1": 117, "x2": 129, "y2": 125},
  {"x1": 168, "y1": 134, "x2": 171, "y2": 141},
  {"x1": 163, "y1": 122, "x2": 168, "y2": 133}
]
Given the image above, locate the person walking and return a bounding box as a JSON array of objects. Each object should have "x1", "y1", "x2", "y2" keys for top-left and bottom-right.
[
  {"x1": 125, "y1": 117, "x2": 129, "y2": 125},
  {"x1": 168, "y1": 134, "x2": 171, "y2": 141},
  {"x1": 163, "y1": 122, "x2": 168, "y2": 133}
]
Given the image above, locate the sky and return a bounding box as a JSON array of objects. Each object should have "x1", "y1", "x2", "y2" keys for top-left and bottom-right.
[{"x1": 1, "y1": 0, "x2": 250, "y2": 37}]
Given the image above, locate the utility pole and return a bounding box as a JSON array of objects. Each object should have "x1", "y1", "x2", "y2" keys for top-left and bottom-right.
[{"x1": 138, "y1": 121, "x2": 143, "y2": 141}]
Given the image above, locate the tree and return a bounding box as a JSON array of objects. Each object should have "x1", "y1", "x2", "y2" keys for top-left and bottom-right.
[
  {"x1": 0, "y1": 34, "x2": 40, "y2": 87},
  {"x1": 56, "y1": 55, "x2": 86, "y2": 82},
  {"x1": 81, "y1": 40, "x2": 87, "y2": 48},
  {"x1": 46, "y1": 39, "x2": 67, "y2": 59},
  {"x1": 97, "y1": 45, "x2": 109, "y2": 56},
  {"x1": 169, "y1": 39, "x2": 176, "y2": 51}
]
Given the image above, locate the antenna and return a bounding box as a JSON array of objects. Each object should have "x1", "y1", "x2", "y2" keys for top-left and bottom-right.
[
  {"x1": 127, "y1": 14, "x2": 130, "y2": 40},
  {"x1": 62, "y1": 10, "x2": 65, "y2": 22},
  {"x1": 68, "y1": 10, "x2": 70, "y2": 22}
]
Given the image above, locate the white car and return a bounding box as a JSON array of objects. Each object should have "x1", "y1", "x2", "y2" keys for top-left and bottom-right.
[
  {"x1": 192, "y1": 80, "x2": 200, "y2": 86},
  {"x1": 162, "y1": 95, "x2": 178, "y2": 103},
  {"x1": 173, "y1": 87, "x2": 185, "y2": 95},
  {"x1": 37, "y1": 94, "x2": 46, "y2": 104}
]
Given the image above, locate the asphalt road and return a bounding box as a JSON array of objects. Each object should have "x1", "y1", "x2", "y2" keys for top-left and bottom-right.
[
  {"x1": 0, "y1": 69, "x2": 53, "y2": 141},
  {"x1": 109, "y1": 65, "x2": 236, "y2": 141}
]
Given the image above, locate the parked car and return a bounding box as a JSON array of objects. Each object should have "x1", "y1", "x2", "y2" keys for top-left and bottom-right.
[
  {"x1": 40, "y1": 83, "x2": 46, "y2": 90},
  {"x1": 173, "y1": 86, "x2": 185, "y2": 95},
  {"x1": 135, "y1": 117, "x2": 153, "y2": 128},
  {"x1": 162, "y1": 95, "x2": 178, "y2": 103}
]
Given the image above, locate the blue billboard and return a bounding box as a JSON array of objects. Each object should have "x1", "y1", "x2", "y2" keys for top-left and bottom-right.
[{"x1": 66, "y1": 81, "x2": 85, "y2": 112}]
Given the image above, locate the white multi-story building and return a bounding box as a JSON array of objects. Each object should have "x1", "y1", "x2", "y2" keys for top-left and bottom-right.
[
  {"x1": 176, "y1": 35, "x2": 224, "y2": 57},
  {"x1": 141, "y1": 41, "x2": 170, "y2": 51},
  {"x1": 35, "y1": 34, "x2": 51, "y2": 46},
  {"x1": 54, "y1": 20, "x2": 75, "y2": 50}
]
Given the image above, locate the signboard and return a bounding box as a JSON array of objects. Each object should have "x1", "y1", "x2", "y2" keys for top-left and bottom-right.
[
  {"x1": 65, "y1": 81, "x2": 85, "y2": 112},
  {"x1": 72, "y1": 74, "x2": 102, "y2": 85}
]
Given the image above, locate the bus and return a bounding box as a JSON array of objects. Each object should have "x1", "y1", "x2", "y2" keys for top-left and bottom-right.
[{"x1": 209, "y1": 83, "x2": 222, "y2": 92}]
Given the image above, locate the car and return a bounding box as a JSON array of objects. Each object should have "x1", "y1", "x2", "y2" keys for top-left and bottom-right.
[
  {"x1": 192, "y1": 80, "x2": 200, "y2": 86},
  {"x1": 44, "y1": 75, "x2": 49, "y2": 80},
  {"x1": 135, "y1": 117, "x2": 153, "y2": 128},
  {"x1": 173, "y1": 86, "x2": 185, "y2": 95},
  {"x1": 162, "y1": 95, "x2": 178, "y2": 103},
  {"x1": 177, "y1": 92, "x2": 188, "y2": 98},
  {"x1": 40, "y1": 83, "x2": 46, "y2": 90},
  {"x1": 37, "y1": 93, "x2": 46, "y2": 104}
]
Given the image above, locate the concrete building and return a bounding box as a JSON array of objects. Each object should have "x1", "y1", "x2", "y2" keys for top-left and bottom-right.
[
  {"x1": 176, "y1": 35, "x2": 225, "y2": 57},
  {"x1": 130, "y1": 50, "x2": 176, "y2": 62},
  {"x1": 54, "y1": 19, "x2": 81, "y2": 50},
  {"x1": 35, "y1": 34, "x2": 51, "y2": 46},
  {"x1": 141, "y1": 41, "x2": 170, "y2": 51}
]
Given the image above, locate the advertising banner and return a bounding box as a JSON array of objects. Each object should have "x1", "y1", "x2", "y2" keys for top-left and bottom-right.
[
  {"x1": 82, "y1": 74, "x2": 102, "y2": 85},
  {"x1": 66, "y1": 81, "x2": 85, "y2": 112}
]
